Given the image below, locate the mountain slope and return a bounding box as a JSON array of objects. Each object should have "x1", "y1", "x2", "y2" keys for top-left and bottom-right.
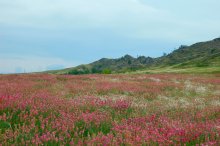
[
  {"x1": 154, "y1": 38, "x2": 220, "y2": 67},
  {"x1": 49, "y1": 55, "x2": 154, "y2": 74},
  {"x1": 89, "y1": 55, "x2": 154, "y2": 73},
  {"x1": 48, "y1": 37, "x2": 220, "y2": 74}
]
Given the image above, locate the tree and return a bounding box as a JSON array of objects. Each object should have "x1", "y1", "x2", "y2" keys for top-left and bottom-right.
[{"x1": 163, "y1": 52, "x2": 167, "y2": 56}]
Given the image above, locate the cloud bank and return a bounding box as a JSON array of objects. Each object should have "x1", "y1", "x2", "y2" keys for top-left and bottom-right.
[{"x1": 1, "y1": 0, "x2": 220, "y2": 73}]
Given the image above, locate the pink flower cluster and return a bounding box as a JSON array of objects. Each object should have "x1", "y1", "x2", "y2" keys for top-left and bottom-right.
[{"x1": 0, "y1": 74, "x2": 219, "y2": 145}]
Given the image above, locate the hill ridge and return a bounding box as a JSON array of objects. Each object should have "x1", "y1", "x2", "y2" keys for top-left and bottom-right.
[{"x1": 48, "y1": 37, "x2": 220, "y2": 74}]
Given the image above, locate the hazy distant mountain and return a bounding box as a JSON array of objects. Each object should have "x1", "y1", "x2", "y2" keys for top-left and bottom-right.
[{"x1": 48, "y1": 37, "x2": 220, "y2": 74}]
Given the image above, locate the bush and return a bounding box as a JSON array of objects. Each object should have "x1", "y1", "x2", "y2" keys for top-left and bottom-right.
[
  {"x1": 102, "y1": 69, "x2": 111, "y2": 74},
  {"x1": 196, "y1": 62, "x2": 209, "y2": 67}
]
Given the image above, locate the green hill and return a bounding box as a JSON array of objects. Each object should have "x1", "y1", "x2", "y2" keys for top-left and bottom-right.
[
  {"x1": 48, "y1": 37, "x2": 220, "y2": 74},
  {"x1": 154, "y1": 38, "x2": 220, "y2": 67},
  {"x1": 48, "y1": 55, "x2": 154, "y2": 74}
]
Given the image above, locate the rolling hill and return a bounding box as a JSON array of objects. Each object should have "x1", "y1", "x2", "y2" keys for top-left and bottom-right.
[{"x1": 48, "y1": 37, "x2": 220, "y2": 74}]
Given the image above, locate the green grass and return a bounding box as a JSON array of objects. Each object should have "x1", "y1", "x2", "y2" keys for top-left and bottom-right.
[{"x1": 133, "y1": 66, "x2": 220, "y2": 74}]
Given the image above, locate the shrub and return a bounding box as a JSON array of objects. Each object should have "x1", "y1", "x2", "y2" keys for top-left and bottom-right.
[{"x1": 102, "y1": 69, "x2": 111, "y2": 74}]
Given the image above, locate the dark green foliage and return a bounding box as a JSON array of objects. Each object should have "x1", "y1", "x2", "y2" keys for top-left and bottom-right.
[
  {"x1": 74, "y1": 120, "x2": 112, "y2": 138},
  {"x1": 0, "y1": 120, "x2": 11, "y2": 132},
  {"x1": 196, "y1": 62, "x2": 209, "y2": 67},
  {"x1": 102, "y1": 69, "x2": 112, "y2": 74},
  {"x1": 91, "y1": 67, "x2": 101, "y2": 74},
  {"x1": 68, "y1": 68, "x2": 90, "y2": 75}
]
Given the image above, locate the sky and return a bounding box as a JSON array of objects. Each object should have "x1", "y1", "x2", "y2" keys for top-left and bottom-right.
[{"x1": 1, "y1": 0, "x2": 220, "y2": 73}]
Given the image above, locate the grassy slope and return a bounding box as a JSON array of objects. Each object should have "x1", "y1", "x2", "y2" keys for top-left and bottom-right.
[
  {"x1": 134, "y1": 66, "x2": 220, "y2": 74},
  {"x1": 134, "y1": 55, "x2": 220, "y2": 74},
  {"x1": 139, "y1": 53, "x2": 220, "y2": 74},
  {"x1": 48, "y1": 63, "x2": 220, "y2": 75},
  {"x1": 50, "y1": 55, "x2": 220, "y2": 74}
]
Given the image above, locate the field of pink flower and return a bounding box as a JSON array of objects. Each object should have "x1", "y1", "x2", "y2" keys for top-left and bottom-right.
[{"x1": 0, "y1": 74, "x2": 220, "y2": 145}]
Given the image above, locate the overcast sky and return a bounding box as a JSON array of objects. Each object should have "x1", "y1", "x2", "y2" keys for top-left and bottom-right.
[{"x1": 1, "y1": 0, "x2": 220, "y2": 73}]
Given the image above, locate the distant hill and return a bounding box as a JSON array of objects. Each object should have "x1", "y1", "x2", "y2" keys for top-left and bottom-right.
[{"x1": 48, "y1": 37, "x2": 220, "y2": 74}]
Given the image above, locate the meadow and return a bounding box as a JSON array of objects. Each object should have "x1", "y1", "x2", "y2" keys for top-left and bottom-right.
[{"x1": 0, "y1": 73, "x2": 219, "y2": 145}]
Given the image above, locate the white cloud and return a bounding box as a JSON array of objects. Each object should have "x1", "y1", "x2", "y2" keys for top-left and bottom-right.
[
  {"x1": 1, "y1": 0, "x2": 219, "y2": 42},
  {"x1": 0, "y1": 0, "x2": 220, "y2": 74},
  {"x1": 0, "y1": 0, "x2": 159, "y2": 28}
]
